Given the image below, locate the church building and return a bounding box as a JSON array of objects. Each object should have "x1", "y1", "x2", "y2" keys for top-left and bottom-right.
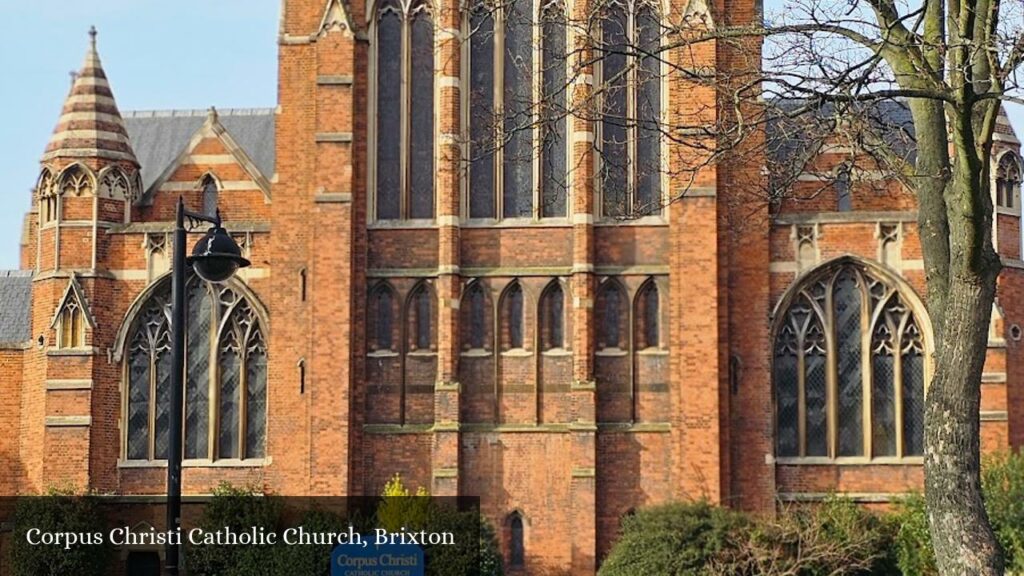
[{"x1": 0, "y1": 0, "x2": 1022, "y2": 573}]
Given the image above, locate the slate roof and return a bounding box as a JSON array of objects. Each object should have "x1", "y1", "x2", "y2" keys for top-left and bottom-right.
[
  {"x1": 0, "y1": 271, "x2": 33, "y2": 345},
  {"x1": 765, "y1": 98, "x2": 1017, "y2": 170},
  {"x1": 122, "y1": 108, "x2": 276, "y2": 191}
]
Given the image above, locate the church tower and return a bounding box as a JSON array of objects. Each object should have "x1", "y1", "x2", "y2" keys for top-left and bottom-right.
[{"x1": 22, "y1": 27, "x2": 141, "y2": 491}]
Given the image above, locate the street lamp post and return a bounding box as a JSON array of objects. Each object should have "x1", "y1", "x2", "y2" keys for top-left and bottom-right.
[{"x1": 165, "y1": 197, "x2": 250, "y2": 576}]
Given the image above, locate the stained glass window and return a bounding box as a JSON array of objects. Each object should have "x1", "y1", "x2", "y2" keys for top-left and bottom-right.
[
  {"x1": 541, "y1": 2, "x2": 568, "y2": 218},
  {"x1": 600, "y1": 0, "x2": 663, "y2": 217},
  {"x1": 375, "y1": 0, "x2": 435, "y2": 220},
  {"x1": 123, "y1": 277, "x2": 267, "y2": 461},
  {"x1": 773, "y1": 260, "x2": 927, "y2": 459}
]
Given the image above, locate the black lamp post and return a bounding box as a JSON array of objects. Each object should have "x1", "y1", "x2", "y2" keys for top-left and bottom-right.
[{"x1": 165, "y1": 197, "x2": 250, "y2": 576}]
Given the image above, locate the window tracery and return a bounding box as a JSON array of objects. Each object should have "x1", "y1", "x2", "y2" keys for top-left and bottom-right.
[
  {"x1": 774, "y1": 259, "x2": 927, "y2": 460},
  {"x1": 124, "y1": 277, "x2": 267, "y2": 461}
]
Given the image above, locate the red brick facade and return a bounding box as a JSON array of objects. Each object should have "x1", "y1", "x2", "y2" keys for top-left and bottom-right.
[{"x1": 1, "y1": 4, "x2": 1023, "y2": 575}]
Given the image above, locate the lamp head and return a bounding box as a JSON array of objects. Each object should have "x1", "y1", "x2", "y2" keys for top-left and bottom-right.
[{"x1": 187, "y1": 226, "x2": 250, "y2": 283}]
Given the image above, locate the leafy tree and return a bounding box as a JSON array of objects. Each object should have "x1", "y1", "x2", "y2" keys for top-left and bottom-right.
[{"x1": 9, "y1": 488, "x2": 113, "y2": 576}]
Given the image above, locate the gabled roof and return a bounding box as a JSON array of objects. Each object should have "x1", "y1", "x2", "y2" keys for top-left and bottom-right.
[
  {"x1": 50, "y1": 273, "x2": 96, "y2": 330},
  {"x1": 0, "y1": 271, "x2": 33, "y2": 345},
  {"x1": 122, "y1": 108, "x2": 276, "y2": 192}
]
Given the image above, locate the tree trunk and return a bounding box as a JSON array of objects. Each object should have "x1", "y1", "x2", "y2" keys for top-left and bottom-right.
[{"x1": 923, "y1": 162, "x2": 1005, "y2": 575}]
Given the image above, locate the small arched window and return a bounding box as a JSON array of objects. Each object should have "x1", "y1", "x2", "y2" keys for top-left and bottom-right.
[
  {"x1": 374, "y1": 0, "x2": 435, "y2": 220},
  {"x1": 410, "y1": 284, "x2": 433, "y2": 351},
  {"x1": 596, "y1": 281, "x2": 626, "y2": 349},
  {"x1": 540, "y1": 282, "x2": 565, "y2": 350},
  {"x1": 599, "y1": 0, "x2": 663, "y2": 218},
  {"x1": 636, "y1": 280, "x2": 659, "y2": 349},
  {"x1": 996, "y1": 153, "x2": 1021, "y2": 209},
  {"x1": 502, "y1": 282, "x2": 526, "y2": 349},
  {"x1": 58, "y1": 302, "x2": 86, "y2": 349},
  {"x1": 774, "y1": 259, "x2": 927, "y2": 460},
  {"x1": 370, "y1": 284, "x2": 396, "y2": 351},
  {"x1": 467, "y1": 282, "x2": 488, "y2": 349},
  {"x1": 202, "y1": 175, "x2": 219, "y2": 217},
  {"x1": 509, "y1": 512, "x2": 525, "y2": 568}
]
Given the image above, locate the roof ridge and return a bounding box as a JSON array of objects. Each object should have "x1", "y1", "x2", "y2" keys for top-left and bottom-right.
[
  {"x1": 123, "y1": 108, "x2": 276, "y2": 118},
  {"x1": 0, "y1": 270, "x2": 34, "y2": 278}
]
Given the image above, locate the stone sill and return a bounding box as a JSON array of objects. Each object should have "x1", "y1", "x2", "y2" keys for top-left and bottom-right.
[
  {"x1": 774, "y1": 456, "x2": 923, "y2": 466},
  {"x1": 118, "y1": 458, "x2": 271, "y2": 469}
]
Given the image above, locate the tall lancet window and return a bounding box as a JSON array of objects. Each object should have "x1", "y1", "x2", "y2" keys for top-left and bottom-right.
[
  {"x1": 202, "y1": 175, "x2": 219, "y2": 217},
  {"x1": 124, "y1": 277, "x2": 268, "y2": 462},
  {"x1": 541, "y1": 0, "x2": 568, "y2": 218},
  {"x1": 599, "y1": 0, "x2": 663, "y2": 218},
  {"x1": 375, "y1": 0, "x2": 435, "y2": 221},
  {"x1": 773, "y1": 259, "x2": 928, "y2": 461},
  {"x1": 467, "y1": 0, "x2": 568, "y2": 220}
]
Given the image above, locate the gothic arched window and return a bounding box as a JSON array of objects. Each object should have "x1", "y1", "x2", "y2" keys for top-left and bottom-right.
[
  {"x1": 467, "y1": 0, "x2": 568, "y2": 220},
  {"x1": 202, "y1": 175, "x2": 219, "y2": 217},
  {"x1": 124, "y1": 277, "x2": 267, "y2": 462},
  {"x1": 773, "y1": 259, "x2": 927, "y2": 460},
  {"x1": 540, "y1": 282, "x2": 565, "y2": 350},
  {"x1": 636, "y1": 279, "x2": 659, "y2": 349},
  {"x1": 596, "y1": 281, "x2": 626, "y2": 349},
  {"x1": 509, "y1": 512, "x2": 525, "y2": 568},
  {"x1": 409, "y1": 283, "x2": 434, "y2": 351},
  {"x1": 370, "y1": 283, "x2": 397, "y2": 351},
  {"x1": 374, "y1": 0, "x2": 435, "y2": 221},
  {"x1": 996, "y1": 153, "x2": 1021, "y2": 209},
  {"x1": 501, "y1": 282, "x2": 526, "y2": 350},
  {"x1": 599, "y1": 0, "x2": 662, "y2": 218},
  {"x1": 466, "y1": 282, "x2": 488, "y2": 350}
]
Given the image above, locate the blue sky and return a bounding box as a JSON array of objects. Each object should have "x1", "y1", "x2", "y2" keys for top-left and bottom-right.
[{"x1": 0, "y1": 1, "x2": 1021, "y2": 270}]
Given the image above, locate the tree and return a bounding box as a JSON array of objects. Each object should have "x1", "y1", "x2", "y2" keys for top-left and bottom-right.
[{"x1": 456, "y1": 0, "x2": 1024, "y2": 570}]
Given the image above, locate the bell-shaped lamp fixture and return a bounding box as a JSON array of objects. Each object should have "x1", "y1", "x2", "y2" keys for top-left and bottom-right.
[{"x1": 187, "y1": 226, "x2": 251, "y2": 283}]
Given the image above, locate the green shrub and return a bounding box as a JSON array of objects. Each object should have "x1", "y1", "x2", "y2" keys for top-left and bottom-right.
[
  {"x1": 887, "y1": 494, "x2": 937, "y2": 576},
  {"x1": 598, "y1": 501, "x2": 749, "y2": 576},
  {"x1": 186, "y1": 483, "x2": 284, "y2": 576},
  {"x1": 982, "y1": 450, "x2": 1024, "y2": 573},
  {"x1": 9, "y1": 488, "x2": 113, "y2": 576},
  {"x1": 711, "y1": 496, "x2": 896, "y2": 576}
]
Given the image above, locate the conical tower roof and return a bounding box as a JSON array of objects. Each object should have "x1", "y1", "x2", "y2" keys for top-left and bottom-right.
[{"x1": 42, "y1": 27, "x2": 137, "y2": 165}]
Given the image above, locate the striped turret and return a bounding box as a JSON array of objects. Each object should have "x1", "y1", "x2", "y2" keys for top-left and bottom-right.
[{"x1": 42, "y1": 27, "x2": 137, "y2": 165}]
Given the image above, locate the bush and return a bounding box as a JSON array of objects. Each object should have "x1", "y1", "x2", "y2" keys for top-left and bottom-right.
[
  {"x1": 711, "y1": 496, "x2": 897, "y2": 576},
  {"x1": 186, "y1": 483, "x2": 284, "y2": 576},
  {"x1": 887, "y1": 494, "x2": 937, "y2": 576},
  {"x1": 9, "y1": 488, "x2": 113, "y2": 576},
  {"x1": 982, "y1": 450, "x2": 1024, "y2": 573},
  {"x1": 598, "y1": 501, "x2": 748, "y2": 576}
]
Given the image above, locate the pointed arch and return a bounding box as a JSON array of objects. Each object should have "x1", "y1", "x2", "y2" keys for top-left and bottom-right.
[
  {"x1": 37, "y1": 167, "x2": 59, "y2": 224},
  {"x1": 634, "y1": 277, "x2": 660, "y2": 349},
  {"x1": 499, "y1": 280, "x2": 527, "y2": 350},
  {"x1": 595, "y1": 278, "x2": 627, "y2": 350},
  {"x1": 97, "y1": 166, "x2": 132, "y2": 200},
  {"x1": 51, "y1": 274, "x2": 95, "y2": 349},
  {"x1": 996, "y1": 150, "x2": 1022, "y2": 209},
  {"x1": 539, "y1": 280, "x2": 566, "y2": 350},
  {"x1": 506, "y1": 510, "x2": 526, "y2": 568},
  {"x1": 200, "y1": 173, "x2": 221, "y2": 217},
  {"x1": 405, "y1": 280, "x2": 436, "y2": 352},
  {"x1": 119, "y1": 273, "x2": 268, "y2": 462},
  {"x1": 771, "y1": 256, "x2": 932, "y2": 461},
  {"x1": 56, "y1": 162, "x2": 96, "y2": 196},
  {"x1": 461, "y1": 279, "x2": 492, "y2": 350},
  {"x1": 369, "y1": 281, "x2": 398, "y2": 351}
]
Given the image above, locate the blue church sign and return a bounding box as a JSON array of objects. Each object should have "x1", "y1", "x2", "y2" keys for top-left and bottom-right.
[{"x1": 332, "y1": 541, "x2": 424, "y2": 576}]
